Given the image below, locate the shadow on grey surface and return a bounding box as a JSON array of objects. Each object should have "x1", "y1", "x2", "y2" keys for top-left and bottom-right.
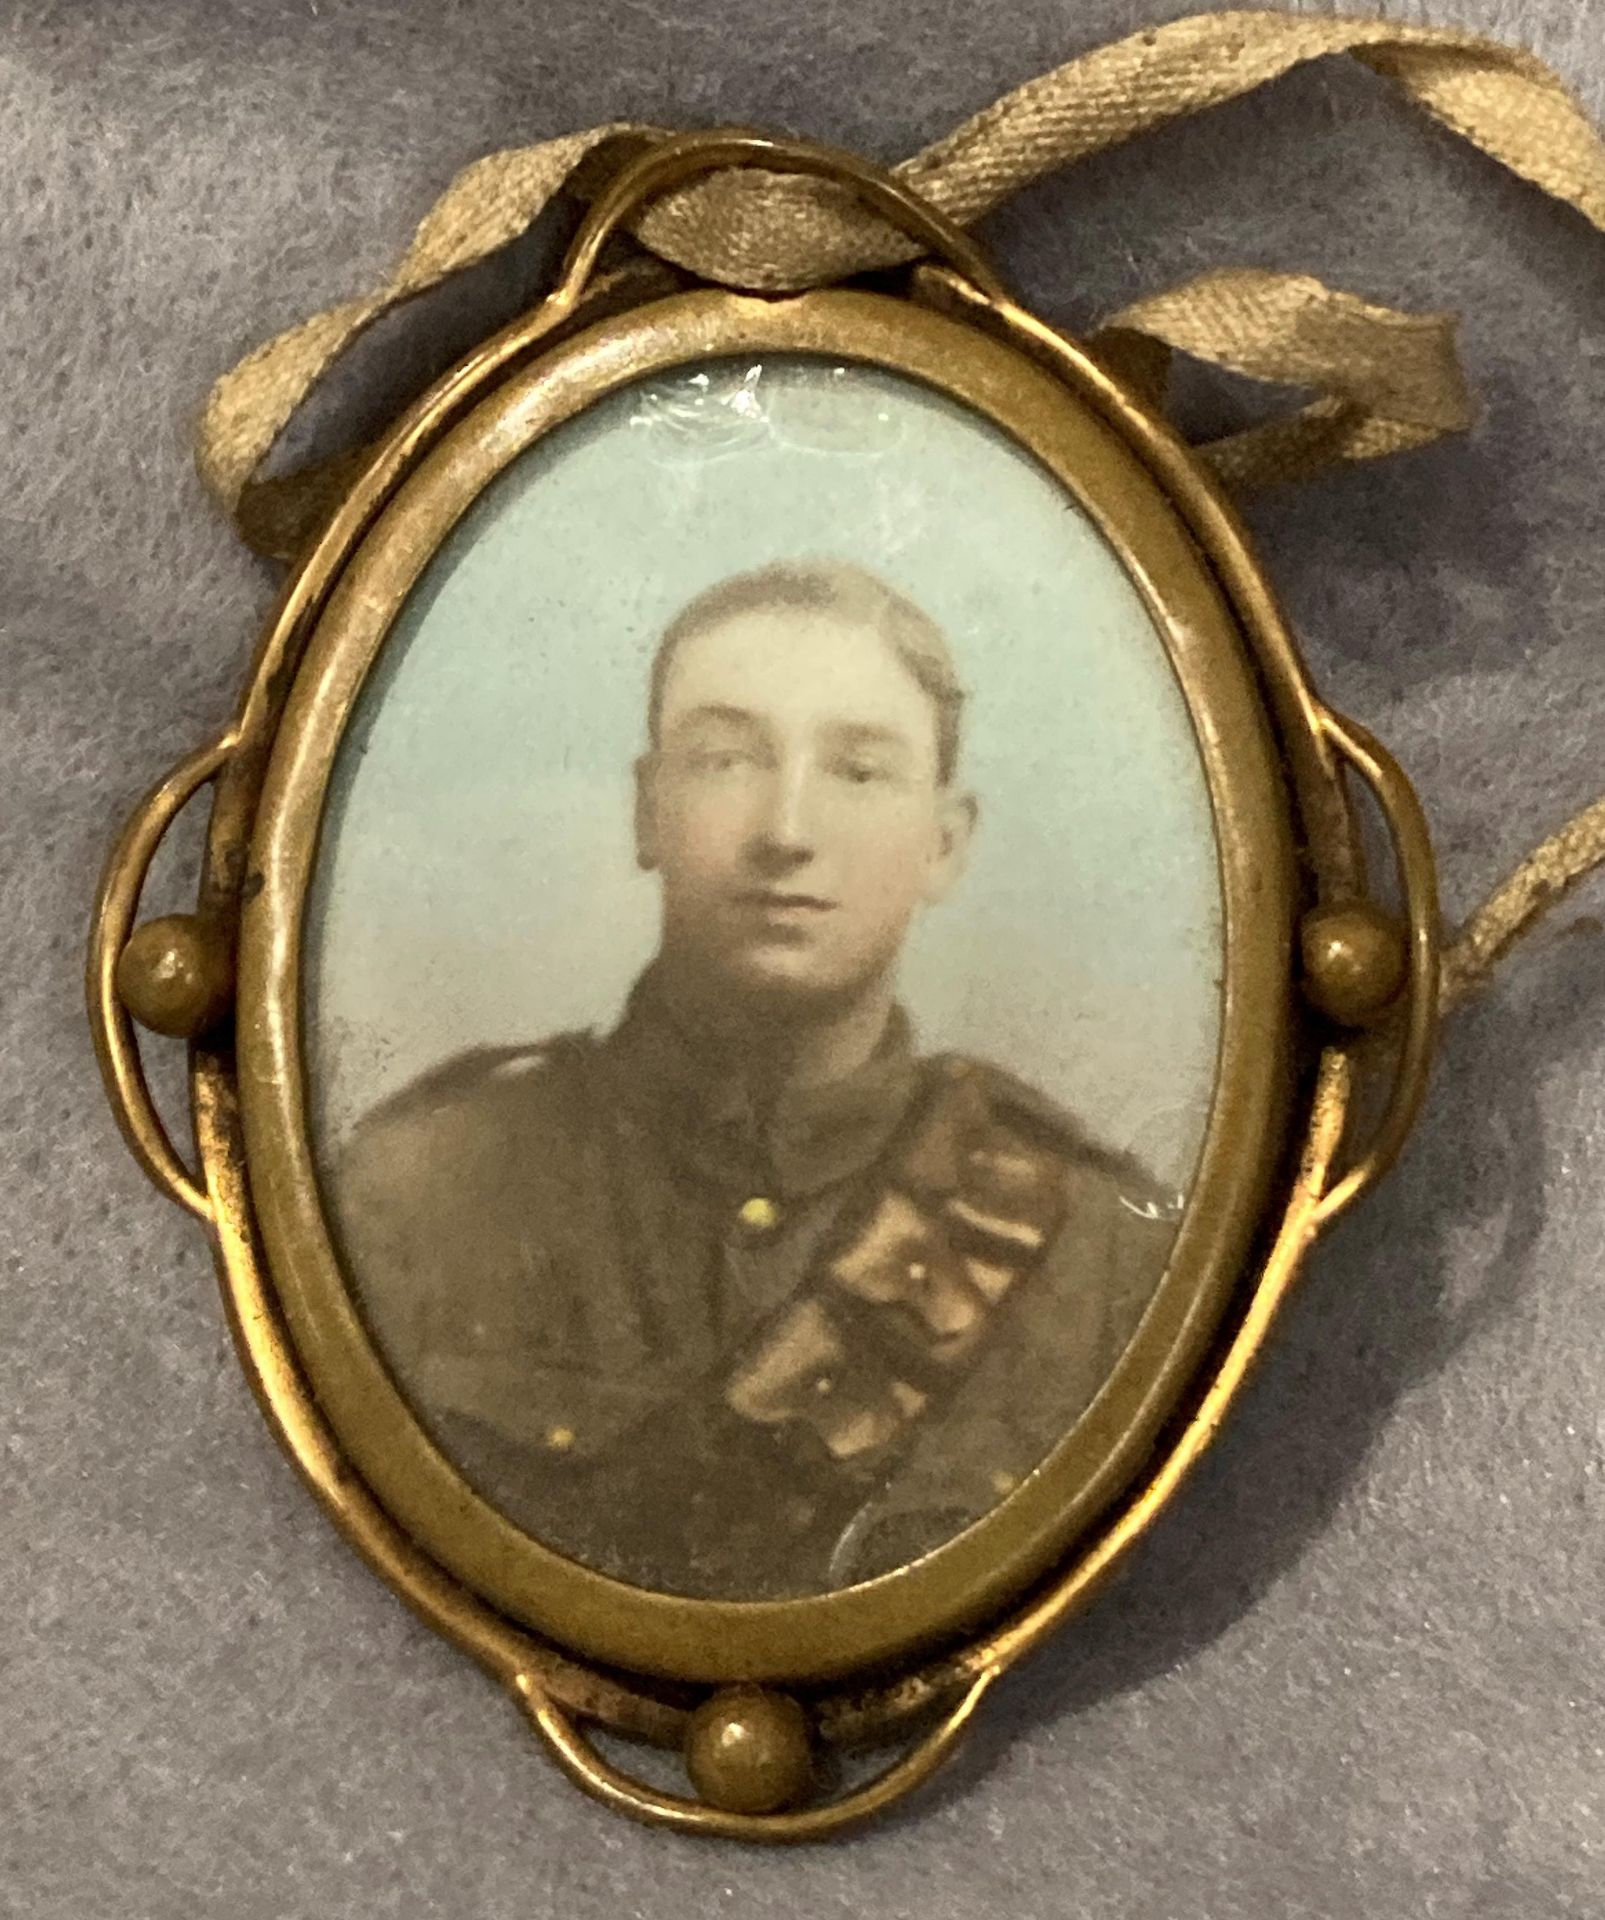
[{"x1": 898, "y1": 922, "x2": 1604, "y2": 1824}]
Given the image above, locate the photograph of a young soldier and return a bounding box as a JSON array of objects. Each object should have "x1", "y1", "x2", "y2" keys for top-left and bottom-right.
[{"x1": 333, "y1": 558, "x2": 1175, "y2": 1599}]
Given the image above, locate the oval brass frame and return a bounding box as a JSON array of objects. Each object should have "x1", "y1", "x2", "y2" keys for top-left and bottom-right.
[
  {"x1": 231, "y1": 283, "x2": 1300, "y2": 1684},
  {"x1": 79, "y1": 127, "x2": 1447, "y2": 1834}
]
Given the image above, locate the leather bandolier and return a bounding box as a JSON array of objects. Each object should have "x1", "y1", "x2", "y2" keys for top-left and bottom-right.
[{"x1": 723, "y1": 1061, "x2": 1069, "y2": 1473}]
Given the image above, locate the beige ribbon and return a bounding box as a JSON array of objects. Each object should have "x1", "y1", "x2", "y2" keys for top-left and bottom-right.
[{"x1": 197, "y1": 9, "x2": 1605, "y2": 1006}]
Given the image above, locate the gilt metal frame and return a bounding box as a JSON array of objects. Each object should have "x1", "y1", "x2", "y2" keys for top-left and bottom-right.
[{"x1": 88, "y1": 130, "x2": 1439, "y2": 1836}]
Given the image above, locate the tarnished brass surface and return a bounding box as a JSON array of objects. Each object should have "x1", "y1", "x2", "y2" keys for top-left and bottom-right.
[
  {"x1": 684, "y1": 1688, "x2": 815, "y2": 1814},
  {"x1": 89, "y1": 130, "x2": 1441, "y2": 1833},
  {"x1": 1300, "y1": 901, "x2": 1409, "y2": 1026},
  {"x1": 116, "y1": 912, "x2": 236, "y2": 1039}
]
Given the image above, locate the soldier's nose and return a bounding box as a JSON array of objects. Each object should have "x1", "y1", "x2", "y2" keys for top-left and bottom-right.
[
  {"x1": 753, "y1": 764, "x2": 817, "y2": 862},
  {"x1": 751, "y1": 825, "x2": 813, "y2": 872}
]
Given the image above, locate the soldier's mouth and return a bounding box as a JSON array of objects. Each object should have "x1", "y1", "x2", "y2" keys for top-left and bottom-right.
[{"x1": 737, "y1": 890, "x2": 836, "y2": 916}]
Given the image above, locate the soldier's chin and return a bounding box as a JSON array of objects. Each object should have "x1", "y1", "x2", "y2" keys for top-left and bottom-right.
[{"x1": 714, "y1": 940, "x2": 866, "y2": 1010}]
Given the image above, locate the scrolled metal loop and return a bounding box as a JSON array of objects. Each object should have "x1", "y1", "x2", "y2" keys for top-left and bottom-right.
[
  {"x1": 87, "y1": 736, "x2": 235, "y2": 1221},
  {"x1": 1311, "y1": 706, "x2": 1441, "y2": 1225},
  {"x1": 555, "y1": 127, "x2": 1013, "y2": 310},
  {"x1": 513, "y1": 1669, "x2": 994, "y2": 1840}
]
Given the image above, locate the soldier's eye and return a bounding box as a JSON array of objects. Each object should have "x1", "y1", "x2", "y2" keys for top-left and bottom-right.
[
  {"x1": 835, "y1": 757, "x2": 892, "y2": 785},
  {"x1": 686, "y1": 746, "x2": 754, "y2": 775}
]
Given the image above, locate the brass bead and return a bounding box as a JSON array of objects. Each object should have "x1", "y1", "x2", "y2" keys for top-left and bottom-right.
[
  {"x1": 115, "y1": 913, "x2": 235, "y2": 1039},
  {"x1": 684, "y1": 1686, "x2": 814, "y2": 1814},
  {"x1": 1300, "y1": 902, "x2": 1409, "y2": 1026}
]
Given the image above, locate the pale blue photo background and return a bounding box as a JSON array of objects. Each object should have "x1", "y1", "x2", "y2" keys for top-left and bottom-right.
[{"x1": 306, "y1": 357, "x2": 1222, "y2": 1192}]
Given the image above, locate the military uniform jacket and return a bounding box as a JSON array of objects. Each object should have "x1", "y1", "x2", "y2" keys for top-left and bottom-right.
[{"x1": 330, "y1": 973, "x2": 1178, "y2": 1599}]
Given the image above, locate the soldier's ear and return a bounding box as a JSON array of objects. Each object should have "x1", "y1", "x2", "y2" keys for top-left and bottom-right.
[
  {"x1": 925, "y1": 788, "x2": 977, "y2": 902},
  {"x1": 633, "y1": 753, "x2": 660, "y2": 872}
]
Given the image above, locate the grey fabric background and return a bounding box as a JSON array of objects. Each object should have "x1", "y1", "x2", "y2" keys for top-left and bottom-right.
[{"x1": 3, "y1": 1, "x2": 1602, "y2": 1913}]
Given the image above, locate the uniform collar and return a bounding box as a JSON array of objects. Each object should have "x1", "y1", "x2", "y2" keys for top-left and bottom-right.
[{"x1": 603, "y1": 965, "x2": 921, "y2": 1201}]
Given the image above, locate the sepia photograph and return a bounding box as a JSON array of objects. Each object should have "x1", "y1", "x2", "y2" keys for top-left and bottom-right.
[{"x1": 304, "y1": 355, "x2": 1225, "y2": 1600}]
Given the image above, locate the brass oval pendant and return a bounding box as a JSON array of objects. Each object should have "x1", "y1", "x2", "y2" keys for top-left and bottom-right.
[{"x1": 88, "y1": 130, "x2": 1438, "y2": 1836}]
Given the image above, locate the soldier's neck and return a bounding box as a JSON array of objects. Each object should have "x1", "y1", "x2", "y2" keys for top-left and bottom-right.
[{"x1": 651, "y1": 961, "x2": 895, "y2": 1098}]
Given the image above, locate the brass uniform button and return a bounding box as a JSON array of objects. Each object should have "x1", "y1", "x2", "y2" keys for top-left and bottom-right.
[{"x1": 736, "y1": 1195, "x2": 781, "y2": 1234}]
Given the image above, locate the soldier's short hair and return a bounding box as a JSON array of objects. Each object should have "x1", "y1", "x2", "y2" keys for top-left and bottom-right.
[{"x1": 647, "y1": 559, "x2": 966, "y2": 785}]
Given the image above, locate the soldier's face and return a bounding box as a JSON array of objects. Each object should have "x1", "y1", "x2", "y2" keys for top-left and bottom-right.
[{"x1": 636, "y1": 605, "x2": 975, "y2": 1008}]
